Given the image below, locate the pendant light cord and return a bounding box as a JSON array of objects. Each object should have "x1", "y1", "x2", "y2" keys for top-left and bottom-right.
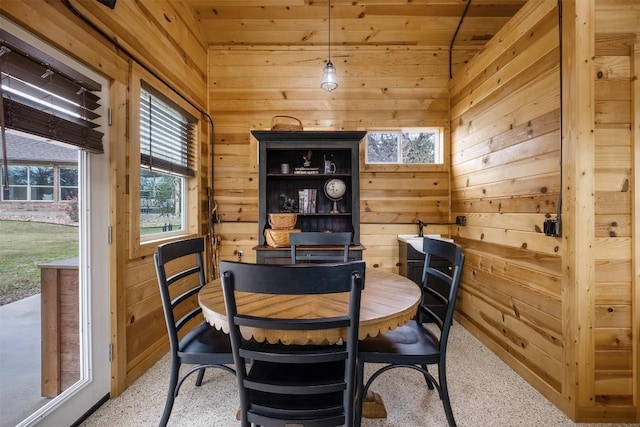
[{"x1": 328, "y1": 0, "x2": 331, "y2": 63}]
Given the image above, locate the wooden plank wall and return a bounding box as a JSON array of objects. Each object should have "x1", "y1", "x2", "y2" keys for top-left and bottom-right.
[
  {"x1": 0, "y1": 0, "x2": 210, "y2": 395},
  {"x1": 209, "y1": 46, "x2": 473, "y2": 270},
  {"x1": 591, "y1": 0, "x2": 638, "y2": 417},
  {"x1": 451, "y1": 0, "x2": 639, "y2": 422},
  {"x1": 449, "y1": 0, "x2": 566, "y2": 412}
]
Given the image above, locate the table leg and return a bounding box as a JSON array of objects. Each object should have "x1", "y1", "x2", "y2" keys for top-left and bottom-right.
[{"x1": 362, "y1": 390, "x2": 387, "y2": 418}]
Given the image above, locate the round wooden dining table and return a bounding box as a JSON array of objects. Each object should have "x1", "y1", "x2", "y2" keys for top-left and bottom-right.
[
  {"x1": 199, "y1": 267, "x2": 420, "y2": 419},
  {"x1": 198, "y1": 268, "x2": 421, "y2": 345}
]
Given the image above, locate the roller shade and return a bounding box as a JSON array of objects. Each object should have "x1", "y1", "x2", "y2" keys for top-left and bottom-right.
[
  {"x1": 140, "y1": 83, "x2": 196, "y2": 177},
  {"x1": 0, "y1": 29, "x2": 104, "y2": 153}
]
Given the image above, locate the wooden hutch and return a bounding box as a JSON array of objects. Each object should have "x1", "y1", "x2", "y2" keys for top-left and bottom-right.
[{"x1": 252, "y1": 131, "x2": 366, "y2": 264}]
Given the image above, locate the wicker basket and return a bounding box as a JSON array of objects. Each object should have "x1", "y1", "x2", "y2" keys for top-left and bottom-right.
[
  {"x1": 265, "y1": 229, "x2": 301, "y2": 248},
  {"x1": 271, "y1": 115, "x2": 303, "y2": 131},
  {"x1": 269, "y1": 213, "x2": 297, "y2": 230}
]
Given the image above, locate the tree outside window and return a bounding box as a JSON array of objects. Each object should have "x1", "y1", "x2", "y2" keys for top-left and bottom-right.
[
  {"x1": 140, "y1": 170, "x2": 182, "y2": 216},
  {"x1": 366, "y1": 132, "x2": 399, "y2": 163}
]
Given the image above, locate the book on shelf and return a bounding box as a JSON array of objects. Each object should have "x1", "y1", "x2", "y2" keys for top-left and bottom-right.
[
  {"x1": 298, "y1": 188, "x2": 317, "y2": 214},
  {"x1": 294, "y1": 167, "x2": 320, "y2": 175}
]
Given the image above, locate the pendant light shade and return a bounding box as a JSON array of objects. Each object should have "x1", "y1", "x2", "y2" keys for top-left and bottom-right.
[
  {"x1": 320, "y1": 0, "x2": 338, "y2": 91},
  {"x1": 321, "y1": 61, "x2": 338, "y2": 92}
]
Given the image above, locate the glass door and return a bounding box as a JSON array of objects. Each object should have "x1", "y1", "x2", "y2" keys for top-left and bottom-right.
[{"x1": 0, "y1": 17, "x2": 110, "y2": 427}]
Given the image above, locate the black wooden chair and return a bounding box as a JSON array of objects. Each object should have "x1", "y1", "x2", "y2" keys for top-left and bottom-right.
[
  {"x1": 289, "y1": 231, "x2": 352, "y2": 264},
  {"x1": 355, "y1": 238, "x2": 465, "y2": 427},
  {"x1": 220, "y1": 260, "x2": 366, "y2": 427},
  {"x1": 154, "y1": 237, "x2": 235, "y2": 427}
]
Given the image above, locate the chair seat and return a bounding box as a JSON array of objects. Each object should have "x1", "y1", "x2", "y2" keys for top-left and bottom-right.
[
  {"x1": 358, "y1": 320, "x2": 440, "y2": 364},
  {"x1": 178, "y1": 322, "x2": 234, "y2": 365}
]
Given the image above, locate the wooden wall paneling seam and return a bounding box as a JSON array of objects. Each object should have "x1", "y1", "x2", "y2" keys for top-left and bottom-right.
[
  {"x1": 561, "y1": 0, "x2": 596, "y2": 409},
  {"x1": 451, "y1": 109, "x2": 560, "y2": 167},
  {"x1": 454, "y1": 224, "x2": 560, "y2": 256},
  {"x1": 450, "y1": 172, "x2": 560, "y2": 201},
  {"x1": 455, "y1": 237, "x2": 562, "y2": 276},
  {"x1": 594, "y1": 167, "x2": 632, "y2": 193},
  {"x1": 450, "y1": 110, "x2": 561, "y2": 168},
  {"x1": 632, "y1": 42, "x2": 640, "y2": 421},
  {"x1": 461, "y1": 262, "x2": 563, "y2": 325},
  {"x1": 451, "y1": 70, "x2": 560, "y2": 145},
  {"x1": 595, "y1": 9, "x2": 640, "y2": 34},
  {"x1": 595, "y1": 33, "x2": 639, "y2": 57},
  {"x1": 452, "y1": 150, "x2": 561, "y2": 190},
  {"x1": 453, "y1": 80, "x2": 559, "y2": 140},
  {"x1": 451, "y1": 194, "x2": 560, "y2": 216},
  {"x1": 452, "y1": 130, "x2": 560, "y2": 176}
]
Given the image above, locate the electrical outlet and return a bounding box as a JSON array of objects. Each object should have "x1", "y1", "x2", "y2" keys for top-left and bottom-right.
[
  {"x1": 543, "y1": 218, "x2": 561, "y2": 237},
  {"x1": 455, "y1": 215, "x2": 467, "y2": 226}
]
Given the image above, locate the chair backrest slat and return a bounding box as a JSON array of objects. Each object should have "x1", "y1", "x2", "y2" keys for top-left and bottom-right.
[{"x1": 290, "y1": 231, "x2": 352, "y2": 264}]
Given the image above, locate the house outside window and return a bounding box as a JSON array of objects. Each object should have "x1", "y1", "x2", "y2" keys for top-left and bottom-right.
[
  {"x1": 0, "y1": 133, "x2": 79, "y2": 224},
  {"x1": 366, "y1": 128, "x2": 443, "y2": 164}
]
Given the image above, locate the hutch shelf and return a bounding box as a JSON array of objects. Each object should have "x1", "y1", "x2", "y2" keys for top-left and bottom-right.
[{"x1": 252, "y1": 130, "x2": 366, "y2": 264}]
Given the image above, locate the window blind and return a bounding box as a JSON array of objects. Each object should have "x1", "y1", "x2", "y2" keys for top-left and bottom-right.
[
  {"x1": 140, "y1": 83, "x2": 196, "y2": 177},
  {"x1": 0, "y1": 29, "x2": 104, "y2": 153}
]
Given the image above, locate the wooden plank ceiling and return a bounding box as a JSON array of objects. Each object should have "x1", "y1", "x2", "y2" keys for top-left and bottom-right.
[{"x1": 191, "y1": 0, "x2": 527, "y2": 49}]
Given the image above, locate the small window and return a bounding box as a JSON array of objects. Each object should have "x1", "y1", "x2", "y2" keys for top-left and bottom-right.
[
  {"x1": 366, "y1": 129, "x2": 443, "y2": 164},
  {"x1": 129, "y1": 62, "x2": 200, "y2": 258},
  {"x1": 138, "y1": 85, "x2": 196, "y2": 240}
]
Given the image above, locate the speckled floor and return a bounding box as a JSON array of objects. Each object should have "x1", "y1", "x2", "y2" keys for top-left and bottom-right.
[{"x1": 80, "y1": 324, "x2": 636, "y2": 427}]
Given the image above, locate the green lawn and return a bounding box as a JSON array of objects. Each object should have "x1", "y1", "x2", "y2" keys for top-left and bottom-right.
[{"x1": 0, "y1": 220, "x2": 79, "y2": 305}]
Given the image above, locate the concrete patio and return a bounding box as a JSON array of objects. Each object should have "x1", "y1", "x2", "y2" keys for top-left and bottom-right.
[{"x1": 0, "y1": 294, "x2": 51, "y2": 427}]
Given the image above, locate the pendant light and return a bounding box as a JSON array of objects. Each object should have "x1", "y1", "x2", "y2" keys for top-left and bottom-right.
[{"x1": 320, "y1": 0, "x2": 338, "y2": 92}]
